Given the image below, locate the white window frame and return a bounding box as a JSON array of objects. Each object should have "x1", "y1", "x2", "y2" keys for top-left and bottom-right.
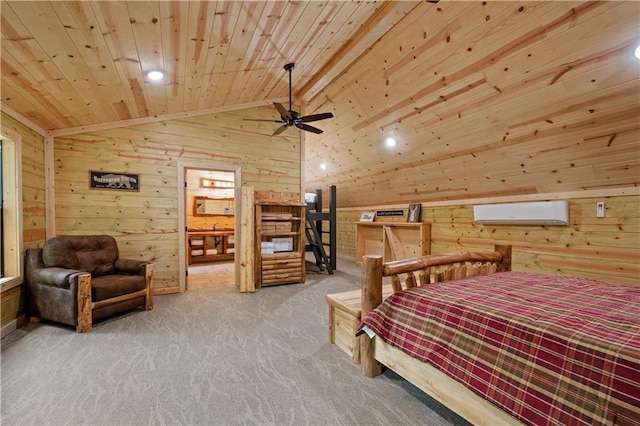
[{"x1": 0, "y1": 128, "x2": 23, "y2": 291}]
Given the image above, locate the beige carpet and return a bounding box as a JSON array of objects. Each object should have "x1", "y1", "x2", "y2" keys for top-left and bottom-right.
[{"x1": 1, "y1": 259, "x2": 466, "y2": 426}]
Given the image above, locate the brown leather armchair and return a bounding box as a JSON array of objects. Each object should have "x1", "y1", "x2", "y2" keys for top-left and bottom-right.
[{"x1": 25, "y1": 235, "x2": 153, "y2": 332}]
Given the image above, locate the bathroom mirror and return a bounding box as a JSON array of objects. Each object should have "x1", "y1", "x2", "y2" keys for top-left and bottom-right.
[{"x1": 193, "y1": 196, "x2": 234, "y2": 216}]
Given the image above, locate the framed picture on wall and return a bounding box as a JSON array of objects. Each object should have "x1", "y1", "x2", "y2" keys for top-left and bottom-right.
[
  {"x1": 89, "y1": 171, "x2": 139, "y2": 191},
  {"x1": 360, "y1": 212, "x2": 375, "y2": 222},
  {"x1": 407, "y1": 203, "x2": 422, "y2": 223}
]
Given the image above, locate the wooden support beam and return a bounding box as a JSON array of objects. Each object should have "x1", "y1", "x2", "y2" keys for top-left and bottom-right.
[{"x1": 238, "y1": 186, "x2": 255, "y2": 293}]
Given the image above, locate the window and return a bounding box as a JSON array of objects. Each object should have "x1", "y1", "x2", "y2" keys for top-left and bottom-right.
[{"x1": 0, "y1": 132, "x2": 23, "y2": 289}]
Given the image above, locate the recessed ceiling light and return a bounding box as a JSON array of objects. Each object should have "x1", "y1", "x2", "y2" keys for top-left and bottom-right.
[
  {"x1": 635, "y1": 43, "x2": 640, "y2": 59},
  {"x1": 320, "y1": 163, "x2": 327, "y2": 170},
  {"x1": 146, "y1": 70, "x2": 164, "y2": 81},
  {"x1": 385, "y1": 137, "x2": 397, "y2": 148}
]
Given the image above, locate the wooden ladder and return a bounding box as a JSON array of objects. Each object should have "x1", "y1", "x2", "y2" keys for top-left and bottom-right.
[{"x1": 305, "y1": 212, "x2": 333, "y2": 274}]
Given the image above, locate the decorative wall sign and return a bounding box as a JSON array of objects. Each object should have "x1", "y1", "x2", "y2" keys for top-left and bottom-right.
[
  {"x1": 360, "y1": 212, "x2": 375, "y2": 222},
  {"x1": 90, "y1": 171, "x2": 139, "y2": 191},
  {"x1": 408, "y1": 203, "x2": 422, "y2": 222},
  {"x1": 376, "y1": 209, "x2": 405, "y2": 217}
]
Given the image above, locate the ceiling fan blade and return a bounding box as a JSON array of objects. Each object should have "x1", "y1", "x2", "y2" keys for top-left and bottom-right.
[
  {"x1": 274, "y1": 102, "x2": 291, "y2": 120},
  {"x1": 273, "y1": 124, "x2": 289, "y2": 135},
  {"x1": 296, "y1": 123, "x2": 323, "y2": 134},
  {"x1": 299, "y1": 112, "x2": 334, "y2": 123}
]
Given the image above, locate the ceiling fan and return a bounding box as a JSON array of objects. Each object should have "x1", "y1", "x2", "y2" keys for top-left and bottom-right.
[{"x1": 245, "y1": 63, "x2": 334, "y2": 135}]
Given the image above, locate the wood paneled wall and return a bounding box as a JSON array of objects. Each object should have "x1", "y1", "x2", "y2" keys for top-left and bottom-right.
[
  {"x1": 53, "y1": 107, "x2": 301, "y2": 291},
  {"x1": 302, "y1": 1, "x2": 639, "y2": 285},
  {"x1": 337, "y1": 194, "x2": 640, "y2": 285},
  {"x1": 304, "y1": 1, "x2": 640, "y2": 207},
  {"x1": 0, "y1": 112, "x2": 46, "y2": 328}
]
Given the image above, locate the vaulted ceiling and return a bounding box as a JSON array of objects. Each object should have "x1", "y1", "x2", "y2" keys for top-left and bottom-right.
[
  {"x1": 0, "y1": 0, "x2": 415, "y2": 133},
  {"x1": 2, "y1": 1, "x2": 639, "y2": 207}
]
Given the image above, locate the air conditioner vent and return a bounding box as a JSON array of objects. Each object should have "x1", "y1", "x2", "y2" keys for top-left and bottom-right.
[{"x1": 473, "y1": 200, "x2": 569, "y2": 225}]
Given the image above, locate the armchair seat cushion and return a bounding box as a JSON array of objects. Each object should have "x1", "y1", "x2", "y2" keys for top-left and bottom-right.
[{"x1": 91, "y1": 274, "x2": 146, "y2": 301}]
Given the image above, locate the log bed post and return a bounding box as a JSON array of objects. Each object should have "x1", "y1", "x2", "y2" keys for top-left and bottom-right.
[
  {"x1": 495, "y1": 244, "x2": 512, "y2": 272},
  {"x1": 360, "y1": 255, "x2": 383, "y2": 377}
]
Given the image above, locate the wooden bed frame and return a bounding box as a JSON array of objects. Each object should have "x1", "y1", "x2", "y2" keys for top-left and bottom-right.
[{"x1": 359, "y1": 244, "x2": 523, "y2": 425}]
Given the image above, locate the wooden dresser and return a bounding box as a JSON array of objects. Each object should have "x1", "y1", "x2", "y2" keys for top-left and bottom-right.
[{"x1": 255, "y1": 202, "x2": 305, "y2": 287}]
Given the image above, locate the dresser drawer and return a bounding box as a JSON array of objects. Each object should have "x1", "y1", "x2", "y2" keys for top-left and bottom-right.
[{"x1": 261, "y1": 253, "x2": 303, "y2": 285}]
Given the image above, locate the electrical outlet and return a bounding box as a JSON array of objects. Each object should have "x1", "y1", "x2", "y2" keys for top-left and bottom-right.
[{"x1": 596, "y1": 201, "x2": 605, "y2": 218}]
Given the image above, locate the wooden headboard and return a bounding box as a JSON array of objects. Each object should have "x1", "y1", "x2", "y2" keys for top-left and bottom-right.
[{"x1": 359, "y1": 244, "x2": 512, "y2": 376}]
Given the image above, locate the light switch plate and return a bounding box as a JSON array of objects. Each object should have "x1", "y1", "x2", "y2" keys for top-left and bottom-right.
[{"x1": 596, "y1": 201, "x2": 605, "y2": 218}]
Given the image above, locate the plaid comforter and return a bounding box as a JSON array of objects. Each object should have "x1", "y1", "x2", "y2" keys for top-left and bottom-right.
[{"x1": 358, "y1": 271, "x2": 640, "y2": 426}]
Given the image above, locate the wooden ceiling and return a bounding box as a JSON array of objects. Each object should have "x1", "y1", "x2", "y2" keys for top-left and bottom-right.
[
  {"x1": 2, "y1": 1, "x2": 639, "y2": 207},
  {"x1": 0, "y1": 0, "x2": 415, "y2": 133}
]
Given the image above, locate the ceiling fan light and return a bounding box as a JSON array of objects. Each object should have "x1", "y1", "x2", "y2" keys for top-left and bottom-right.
[{"x1": 146, "y1": 70, "x2": 164, "y2": 81}]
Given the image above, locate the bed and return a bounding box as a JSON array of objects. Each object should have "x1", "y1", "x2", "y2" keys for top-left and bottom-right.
[{"x1": 356, "y1": 245, "x2": 640, "y2": 426}]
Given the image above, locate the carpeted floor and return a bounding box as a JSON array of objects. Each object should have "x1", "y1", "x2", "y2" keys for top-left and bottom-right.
[{"x1": 1, "y1": 259, "x2": 467, "y2": 426}]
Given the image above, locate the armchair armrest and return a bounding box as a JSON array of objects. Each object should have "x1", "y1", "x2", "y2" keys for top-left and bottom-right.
[
  {"x1": 31, "y1": 267, "x2": 89, "y2": 289},
  {"x1": 114, "y1": 259, "x2": 150, "y2": 275}
]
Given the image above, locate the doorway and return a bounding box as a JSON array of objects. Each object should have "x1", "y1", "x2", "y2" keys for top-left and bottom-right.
[{"x1": 179, "y1": 163, "x2": 240, "y2": 292}]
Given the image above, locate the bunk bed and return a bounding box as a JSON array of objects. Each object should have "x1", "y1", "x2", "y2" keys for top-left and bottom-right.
[{"x1": 355, "y1": 245, "x2": 640, "y2": 426}]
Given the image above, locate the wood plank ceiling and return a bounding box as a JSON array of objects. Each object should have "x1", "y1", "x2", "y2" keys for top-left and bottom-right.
[
  {"x1": 1, "y1": 1, "x2": 639, "y2": 207},
  {"x1": 0, "y1": 0, "x2": 415, "y2": 132}
]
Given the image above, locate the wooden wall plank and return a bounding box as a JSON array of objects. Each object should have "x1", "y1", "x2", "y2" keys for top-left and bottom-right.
[{"x1": 336, "y1": 195, "x2": 640, "y2": 285}]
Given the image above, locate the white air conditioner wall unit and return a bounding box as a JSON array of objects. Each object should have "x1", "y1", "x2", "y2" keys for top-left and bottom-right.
[{"x1": 473, "y1": 200, "x2": 569, "y2": 225}]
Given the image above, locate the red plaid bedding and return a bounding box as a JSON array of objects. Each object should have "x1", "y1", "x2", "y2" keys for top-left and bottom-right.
[{"x1": 358, "y1": 271, "x2": 640, "y2": 426}]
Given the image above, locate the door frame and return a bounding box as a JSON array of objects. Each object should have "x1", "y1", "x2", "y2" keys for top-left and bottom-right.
[{"x1": 177, "y1": 160, "x2": 241, "y2": 293}]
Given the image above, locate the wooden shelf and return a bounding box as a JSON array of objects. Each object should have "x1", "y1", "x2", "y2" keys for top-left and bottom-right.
[
  {"x1": 261, "y1": 231, "x2": 300, "y2": 237},
  {"x1": 187, "y1": 230, "x2": 235, "y2": 264},
  {"x1": 355, "y1": 222, "x2": 431, "y2": 264},
  {"x1": 355, "y1": 222, "x2": 428, "y2": 228},
  {"x1": 255, "y1": 202, "x2": 306, "y2": 287}
]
